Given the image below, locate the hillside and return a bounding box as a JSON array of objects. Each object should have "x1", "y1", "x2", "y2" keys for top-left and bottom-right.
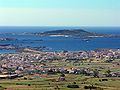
[{"x1": 34, "y1": 29, "x2": 103, "y2": 37}]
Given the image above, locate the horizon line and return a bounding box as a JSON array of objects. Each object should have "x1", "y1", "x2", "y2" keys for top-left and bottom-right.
[{"x1": 0, "y1": 26, "x2": 120, "y2": 27}]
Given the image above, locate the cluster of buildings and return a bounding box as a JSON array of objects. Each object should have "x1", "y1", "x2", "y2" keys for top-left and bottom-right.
[{"x1": 0, "y1": 49, "x2": 120, "y2": 79}]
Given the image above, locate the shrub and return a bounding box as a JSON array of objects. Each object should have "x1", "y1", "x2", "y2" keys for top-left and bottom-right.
[
  {"x1": 84, "y1": 85, "x2": 97, "y2": 89},
  {"x1": 67, "y1": 85, "x2": 79, "y2": 88},
  {"x1": 28, "y1": 84, "x2": 31, "y2": 86}
]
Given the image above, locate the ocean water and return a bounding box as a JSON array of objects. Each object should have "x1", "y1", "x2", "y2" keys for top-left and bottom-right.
[
  {"x1": 0, "y1": 26, "x2": 120, "y2": 34},
  {"x1": 0, "y1": 27, "x2": 120, "y2": 53}
]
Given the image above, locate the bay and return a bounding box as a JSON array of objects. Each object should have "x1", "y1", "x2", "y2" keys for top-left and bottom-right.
[{"x1": 0, "y1": 27, "x2": 120, "y2": 53}]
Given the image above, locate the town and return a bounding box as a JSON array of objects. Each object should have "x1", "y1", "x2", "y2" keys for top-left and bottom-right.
[{"x1": 0, "y1": 48, "x2": 120, "y2": 90}]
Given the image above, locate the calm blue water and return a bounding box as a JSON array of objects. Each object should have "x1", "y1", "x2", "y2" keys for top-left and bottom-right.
[
  {"x1": 0, "y1": 27, "x2": 120, "y2": 53},
  {"x1": 0, "y1": 26, "x2": 120, "y2": 34}
]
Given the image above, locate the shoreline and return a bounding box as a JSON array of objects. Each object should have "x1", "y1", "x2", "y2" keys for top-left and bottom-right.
[{"x1": 0, "y1": 48, "x2": 120, "y2": 54}]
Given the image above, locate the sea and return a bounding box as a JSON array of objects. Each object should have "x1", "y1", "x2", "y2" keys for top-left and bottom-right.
[{"x1": 0, "y1": 27, "x2": 120, "y2": 54}]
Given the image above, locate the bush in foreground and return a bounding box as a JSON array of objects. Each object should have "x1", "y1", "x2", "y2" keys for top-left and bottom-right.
[{"x1": 67, "y1": 85, "x2": 79, "y2": 88}]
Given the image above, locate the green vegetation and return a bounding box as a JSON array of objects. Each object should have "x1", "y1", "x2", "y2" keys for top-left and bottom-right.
[
  {"x1": 0, "y1": 59, "x2": 120, "y2": 90},
  {"x1": 0, "y1": 75, "x2": 120, "y2": 90}
]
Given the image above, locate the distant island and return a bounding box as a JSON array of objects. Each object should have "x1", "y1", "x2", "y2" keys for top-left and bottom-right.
[
  {"x1": 1, "y1": 28, "x2": 119, "y2": 38},
  {"x1": 32, "y1": 29, "x2": 119, "y2": 38}
]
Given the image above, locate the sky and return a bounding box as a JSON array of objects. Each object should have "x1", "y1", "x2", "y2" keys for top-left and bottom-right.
[{"x1": 0, "y1": 0, "x2": 120, "y2": 26}]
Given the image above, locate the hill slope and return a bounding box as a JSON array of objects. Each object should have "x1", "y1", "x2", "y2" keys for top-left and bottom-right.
[{"x1": 34, "y1": 29, "x2": 103, "y2": 37}]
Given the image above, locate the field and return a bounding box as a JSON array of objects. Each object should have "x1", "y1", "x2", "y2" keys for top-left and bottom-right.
[{"x1": 0, "y1": 59, "x2": 120, "y2": 90}]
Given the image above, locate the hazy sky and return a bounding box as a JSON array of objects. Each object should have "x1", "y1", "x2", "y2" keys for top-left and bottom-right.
[{"x1": 0, "y1": 0, "x2": 120, "y2": 26}]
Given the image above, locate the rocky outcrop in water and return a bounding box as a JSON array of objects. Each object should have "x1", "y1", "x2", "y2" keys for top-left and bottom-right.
[{"x1": 0, "y1": 38, "x2": 17, "y2": 41}]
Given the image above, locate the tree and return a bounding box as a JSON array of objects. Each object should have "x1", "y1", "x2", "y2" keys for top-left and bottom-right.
[
  {"x1": 106, "y1": 70, "x2": 111, "y2": 77},
  {"x1": 60, "y1": 73, "x2": 65, "y2": 77},
  {"x1": 93, "y1": 69, "x2": 99, "y2": 78}
]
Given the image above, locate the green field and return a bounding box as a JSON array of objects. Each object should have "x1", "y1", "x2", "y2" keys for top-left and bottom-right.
[
  {"x1": 0, "y1": 75, "x2": 120, "y2": 90},
  {"x1": 0, "y1": 59, "x2": 120, "y2": 90}
]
